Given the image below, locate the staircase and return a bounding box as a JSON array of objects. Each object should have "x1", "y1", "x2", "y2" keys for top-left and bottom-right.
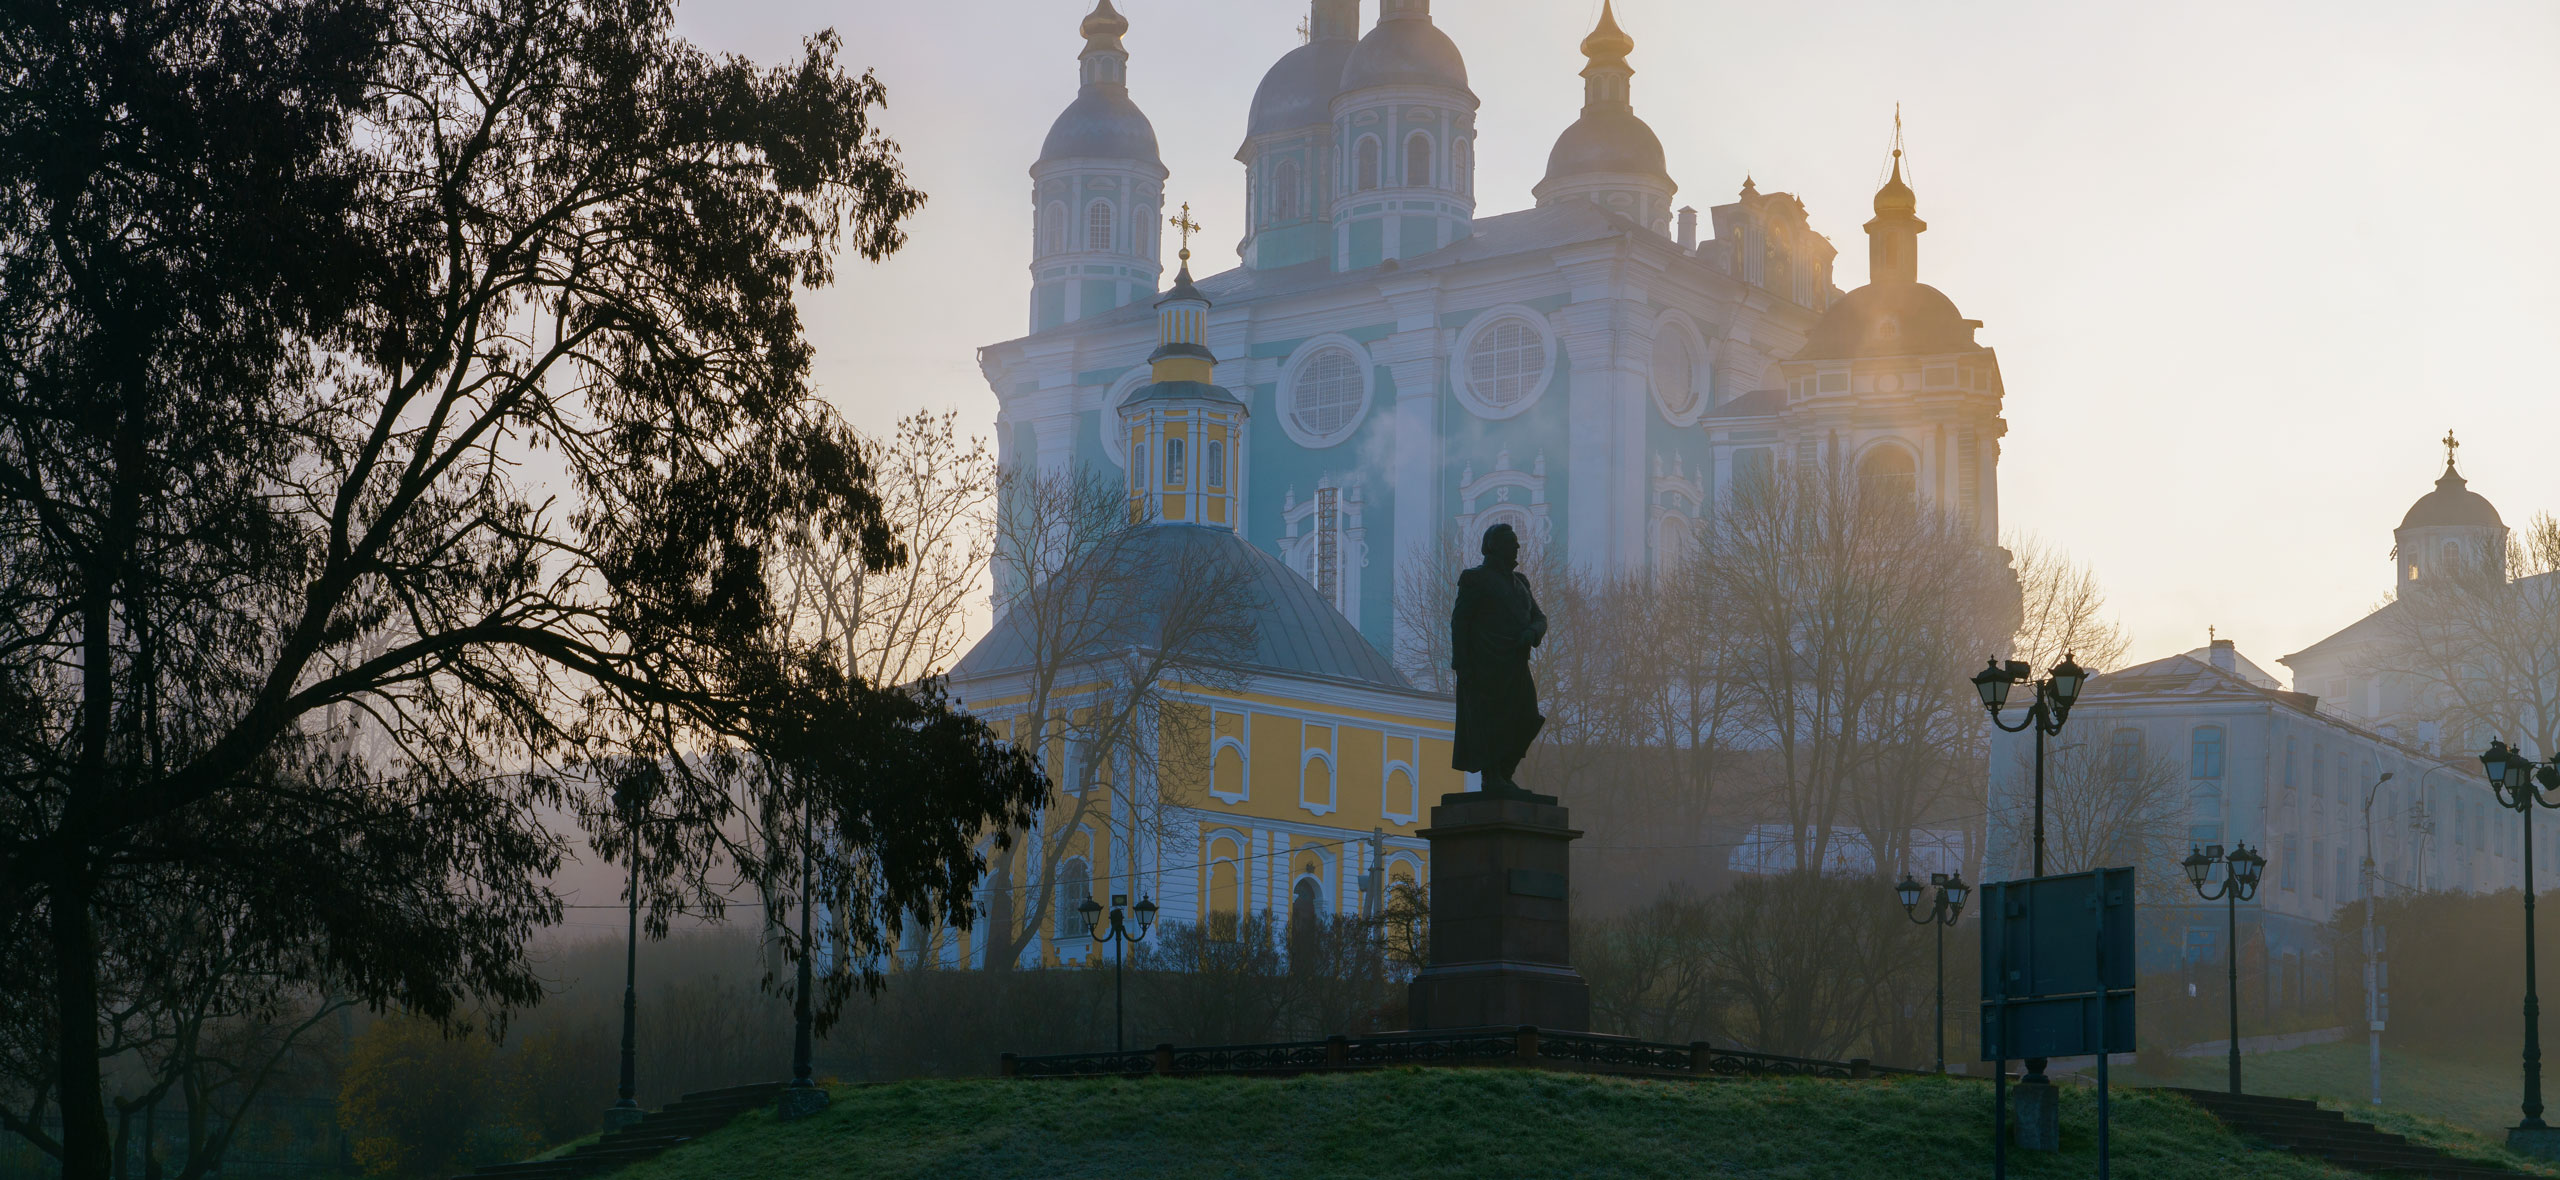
[
  {"x1": 457, "y1": 1082, "x2": 785, "y2": 1179},
  {"x1": 2167, "y1": 1088, "x2": 2525, "y2": 1179}
]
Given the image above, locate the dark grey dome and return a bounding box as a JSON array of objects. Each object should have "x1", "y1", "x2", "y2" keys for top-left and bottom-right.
[
  {"x1": 1247, "y1": 38, "x2": 1359, "y2": 138},
  {"x1": 1339, "y1": 18, "x2": 1470, "y2": 96},
  {"x1": 1797, "y1": 282, "x2": 1980, "y2": 360},
  {"x1": 953, "y1": 524, "x2": 1415, "y2": 693},
  {"x1": 1040, "y1": 87, "x2": 1161, "y2": 164},
  {"x1": 2400, "y1": 465, "x2": 2504, "y2": 529},
  {"x1": 1543, "y1": 109, "x2": 1668, "y2": 183}
]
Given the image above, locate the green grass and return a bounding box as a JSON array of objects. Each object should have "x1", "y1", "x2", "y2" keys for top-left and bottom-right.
[
  {"x1": 2114, "y1": 1038, "x2": 2560, "y2": 1175},
  {"x1": 605, "y1": 1069, "x2": 2382, "y2": 1180}
]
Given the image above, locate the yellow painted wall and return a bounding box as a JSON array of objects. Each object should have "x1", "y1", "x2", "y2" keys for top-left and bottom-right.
[{"x1": 1339, "y1": 726, "x2": 1384, "y2": 820}]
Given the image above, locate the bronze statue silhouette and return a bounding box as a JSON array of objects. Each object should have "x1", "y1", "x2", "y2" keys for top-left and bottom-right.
[{"x1": 1450, "y1": 523, "x2": 1547, "y2": 794}]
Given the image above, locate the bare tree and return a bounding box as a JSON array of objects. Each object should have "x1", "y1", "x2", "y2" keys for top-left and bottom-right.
[
  {"x1": 2370, "y1": 513, "x2": 2560, "y2": 761},
  {"x1": 1701, "y1": 461, "x2": 2014, "y2": 879},
  {"x1": 971, "y1": 469, "x2": 1259, "y2": 971},
  {"x1": 1995, "y1": 739, "x2": 2193, "y2": 906},
  {"x1": 2008, "y1": 534, "x2": 2133, "y2": 673}
]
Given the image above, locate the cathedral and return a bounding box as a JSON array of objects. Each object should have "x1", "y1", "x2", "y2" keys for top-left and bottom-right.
[{"x1": 947, "y1": 0, "x2": 2014, "y2": 965}]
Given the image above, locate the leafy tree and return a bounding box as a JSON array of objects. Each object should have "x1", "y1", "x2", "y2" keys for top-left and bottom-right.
[{"x1": 0, "y1": 2, "x2": 1043, "y2": 1176}]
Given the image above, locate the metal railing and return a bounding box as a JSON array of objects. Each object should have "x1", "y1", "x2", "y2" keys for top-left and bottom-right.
[{"x1": 1002, "y1": 1027, "x2": 1925, "y2": 1082}]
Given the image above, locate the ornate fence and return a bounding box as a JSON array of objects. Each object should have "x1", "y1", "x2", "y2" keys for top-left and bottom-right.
[{"x1": 1003, "y1": 1027, "x2": 1930, "y2": 1083}]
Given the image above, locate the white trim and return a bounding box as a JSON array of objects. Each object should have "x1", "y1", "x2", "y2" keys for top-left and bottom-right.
[
  {"x1": 1275, "y1": 333, "x2": 1376, "y2": 449},
  {"x1": 1097, "y1": 369, "x2": 1151, "y2": 468},
  {"x1": 1209, "y1": 707, "x2": 1251, "y2": 804},
  {"x1": 1299, "y1": 722, "x2": 1340, "y2": 818},
  {"x1": 1649, "y1": 311, "x2": 1710, "y2": 426},
  {"x1": 1453, "y1": 304, "x2": 1560, "y2": 420},
  {"x1": 1382, "y1": 734, "x2": 1421, "y2": 825}
]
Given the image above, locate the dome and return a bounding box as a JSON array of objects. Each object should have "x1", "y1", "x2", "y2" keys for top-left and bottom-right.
[
  {"x1": 1543, "y1": 109, "x2": 1668, "y2": 183},
  {"x1": 1247, "y1": 37, "x2": 1359, "y2": 138},
  {"x1": 953, "y1": 524, "x2": 1415, "y2": 692},
  {"x1": 1039, "y1": 88, "x2": 1161, "y2": 165},
  {"x1": 1796, "y1": 282, "x2": 1980, "y2": 360},
  {"x1": 1874, "y1": 153, "x2": 1918, "y2": 216},
  {"x1": 2400, "y1": 464, "x2": 2504, "y2": 530},
  {"x1": 1339, "y1": 17, "x2": 1470, "y2": 96}
]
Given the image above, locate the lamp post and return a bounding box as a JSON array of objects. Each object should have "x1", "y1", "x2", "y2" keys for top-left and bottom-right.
[
  {"x1": 607, "y1": 772, "x2": 658, "y2": 1129},
  {"x1": 2480, "y1": 739, "x2": 2560, "y2": 1143},
  {"x1": 1896, "y1": 870, "x2": 1970, "y2": 1074},
  {"x1": 2182, "y1": 841, "x2": 2268, "y2": 1095},
  {"x1": 1971, "y1": 653, "x2": 2087, "y2": 1092},
  {"x1": 2361, "y1": 771, "x2": 2395, "y2": 1108},
  {"x1": 1079, "y1": 892, "x2": 1158, "y2": 1052}
]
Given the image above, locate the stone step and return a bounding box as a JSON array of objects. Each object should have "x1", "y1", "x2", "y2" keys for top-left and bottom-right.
[
  {"x1": 2157, "y1": 1088, "x2": 2525, "y2": 1178},
  {"x1": 454, "y1": 1081, "x2": 792, "y2": 1180}
]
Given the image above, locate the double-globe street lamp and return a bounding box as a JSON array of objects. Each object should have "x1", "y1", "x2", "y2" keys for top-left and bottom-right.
[
  {"x1": 607, "y1": 771, "x2": 663, "y2": 1127},
  {"x1": 1896, "y1": 871, "x2": 1971, "y2": 1074},
  {"x1": 2181, "y1": 841, "x2": 2268, "y2": 1095},
  {"x1": 2480, "y1": 739, "x2": 2560, "y2": 1142},
  {"x1": 1079, "y1": 892, "x2": 1159, "y2": 1053},
  {"x1": 1970, "y1": 653, "x2": 2088, "y2": 1091}
]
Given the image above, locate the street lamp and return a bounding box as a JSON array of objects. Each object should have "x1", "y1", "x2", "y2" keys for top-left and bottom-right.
[
  {"x1": 1972, "y1": 652, "x2": 2086, "y2": 1091},
  {"x1": 2182, "y1": 841, "x2": 2267, "y2": 1095},
  {"x1": 1896, "y1": 870, "x2": 1970, "y2": 1074},
  {"x1": 1080, "y1": 892, "x2": 1159, "y2": 1052},
  {"x1": 607, "y1": 770, "x2": 660, "y2": 1128},
  {"x1": 2479, "y1": 739, "x2": 2560, "y2": 1141}
]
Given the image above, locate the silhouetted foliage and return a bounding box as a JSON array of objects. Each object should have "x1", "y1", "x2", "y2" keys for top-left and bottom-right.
[{"x1": 0, "y1": 2, "x2": 1042, "y2": 1176}]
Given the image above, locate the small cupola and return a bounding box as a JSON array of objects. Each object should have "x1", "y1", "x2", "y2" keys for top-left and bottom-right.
[
  {"x1": 1119, "y1": 214, "x2": 1247, "y2": 530},
  {"x1": 2395, "y1": 431, "x2": 2507, "y2": 594},
  {"x1": 1532, "y1": 1, "x2": 1675, "y2": 235}
]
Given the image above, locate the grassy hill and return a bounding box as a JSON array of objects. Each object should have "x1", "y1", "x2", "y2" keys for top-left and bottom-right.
[
  {"x1": 599, "y1": 1068, "x2": 2560, "y2": 1180},
  {"x1": 2119, "y1": 1038, "x2": 2551, "y2": 1143}
]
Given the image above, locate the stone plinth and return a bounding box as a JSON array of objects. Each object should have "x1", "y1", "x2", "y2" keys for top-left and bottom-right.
[
  {"x1": 2010, "y1": 1079, "x2": 2060, "y2": 1150},
  {"x1": 1407, "y1": 789, "x2": 1591, "y2": 1032},
  {"x1": 2510, "y1": 1125, "x2": 2560, "y2": 1161}
]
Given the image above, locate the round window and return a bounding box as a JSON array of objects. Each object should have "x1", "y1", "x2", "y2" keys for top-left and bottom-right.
[
  {"x1": 1652, "y1": 326, "x2": 1697, "y2": 419},
  {"x1": 1290, "y1": 347, "x2": 1365, "y2": 443},
  {"x1": 1464, "y1": 317, "x2": 1549, "y2": 414}
]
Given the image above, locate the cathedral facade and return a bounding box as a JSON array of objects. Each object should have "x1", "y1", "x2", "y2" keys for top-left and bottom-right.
[{"x1": 949, "y1": 0, "x2": 2014, "y2": 966}]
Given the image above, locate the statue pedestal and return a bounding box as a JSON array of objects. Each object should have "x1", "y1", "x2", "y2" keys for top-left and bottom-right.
[{"x1": 1407, "y1": 789, "x2": 1591, "y2": 1032}]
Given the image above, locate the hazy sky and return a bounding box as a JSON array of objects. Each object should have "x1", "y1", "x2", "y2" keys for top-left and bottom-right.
[{"x1": 672, "y1": 0, "x2": 2560, "y2": 681}]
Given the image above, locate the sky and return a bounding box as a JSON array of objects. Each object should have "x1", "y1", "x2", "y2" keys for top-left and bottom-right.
[{"x1": 669, "y1": 0, "x2": 2560, "y2": 683}]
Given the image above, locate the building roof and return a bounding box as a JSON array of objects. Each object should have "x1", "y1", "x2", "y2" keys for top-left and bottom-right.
[
  {"x1": 2083, "y1": 652, "x2": 2326, "y2": 720},
  {"x1": 1040, "y1": 86, "x2": 1161, "y2": 166},
  {"x1": 1245, "y1": 32, "x2": 1358, "y2": 140},
  {"x1": 1543, "y1": 109, "x2": 1669, "y2": 185},
  {"x1": 1339, "y1": 11, "x2": 1471, "y2": 96},
  {"x1": 2399, "y1": 462, "x2": 2504, "y2": 530},
  {"x1": 1795, "y1": 281, "x2": 1981, "y2": 361},
  {"x1": 951, "y1": 523, "x2": 1417, "y2": 695}
]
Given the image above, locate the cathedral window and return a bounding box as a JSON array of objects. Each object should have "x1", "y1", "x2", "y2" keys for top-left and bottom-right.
[
  {"x1": 1043, "y1": 202, "x2": 1067, "y2": 255},
  {"x1": 1055, "y1": 855, "x2": 1091, "y2": 938},
  {"x1": 1272, "y1": 160, "x2": 1300, "y2": 222},
  {"x1": 1164, "y1": 437, "x2": 1185, "y2": 487},
  {"x1": 2109, "y1": 728, "x2": 2145, "y2": 781},
  {"x1": 1286, "y1": 346, "x2": 1366, "y2": 445},
  {"x1": 1650, "y1": 321, "x2": 1700, "y2": 420},
  {"x1": 1355, "y1": 136, "x2": 1381, "y2": 191},
  {"x1": 1454, "y1": 137, "x2": 1472, "y2": 196},
  {"x1": 1301, "y1": 724, "x2": 1336, "y2": 814},
  {"x1": 1459, "y1": 313, "x2": 1552, "y2": 418},
  {"x1": 1856, "y1": 446, "x2": 1917, "y2": 517},
  {"x1": 1404, "y1": 132, "x2": 1433, "y2": 188},
  {"x1": 1086, "y1": 200, "x2": 1114, "y2": 251},
  {"x1": 1206, "y1": 438, "x2": 1225, "y2": 490}
]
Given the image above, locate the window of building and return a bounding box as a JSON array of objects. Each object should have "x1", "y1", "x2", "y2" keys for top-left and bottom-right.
[
  {"x1": 1732, "y1": 447, "x2": 1776, "y2": 503},
  {"x1": 2109, "y1": 728, "x2": 2145, "y2": 781},
  {"x1": 1055, "y1": 856, "x2": 1091, "y2": 937},
  {"x1": 1651, "y1": 323, "x2": 1699, "y2": 419},
  {"x1": 1355, "y1": 136, "x2": 1381, "y2": 191},
  {"x1": 2284, "y1": 736, "x2": 2297, "y2": 789},
  {"x1": 2183, "y1": 926, "x2": 2218, "y2": 965},
  {"x1": 1857, "y1": 447, "x2": 1918, "y2": 516},
  {"x1": 1206, "y1": 438, "x2": 1225, "y2": 490},
  {"x1": 2282, "y1": 835, "x2": 2299, "y2": 890},
  {"x1": 1164, "y1": 437, "x2": 1185, "y2": 487},
  {"x1": 1287, "y1": 346, "x2": 1366, "y2": 443},
  {"x1": 2191, "y1": 726, "x2": 2225, "y2": 779},
  {"x1": 1086, "y1": 201, "x2": 1114, "y2": 252},
  {"x1": 1453, "y1": 137, "x2": 1472, "y2": 195},
  {"x1": 1404, "y1": 132, "x2": 1433, "y2": 188},
  {"x1": 1043, "y1": 202, "x2": 1067, "y2": 255},
  {"x1": 2312, "y1": 842, "x2": 2326, "y2": 898},
  {"x1": 2191, "y1": 782, "x2": 2223, "y2": 844},
  {"x1": 1271, "y1": 160, "x2": 1300, "y2": 222},
  {"x1": 1462, "y1": 315, "x2": 1551, "y2": 414}
]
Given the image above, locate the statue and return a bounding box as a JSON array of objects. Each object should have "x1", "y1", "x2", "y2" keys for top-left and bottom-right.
[{"x1": 1450, "y1": 523, "x2": 1547, "y2": 794}]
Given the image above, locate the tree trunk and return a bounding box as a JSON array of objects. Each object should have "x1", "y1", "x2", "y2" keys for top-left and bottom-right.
[{"x1": 52, "y1": 866, "x2": 111, "y2": 1180}]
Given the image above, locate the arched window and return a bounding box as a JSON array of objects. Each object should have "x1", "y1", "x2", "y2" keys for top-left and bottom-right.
[
  {"x1": 1086, "y1": 201, "x2": 1114, "y2": 252},
  {"x1": 2191, "y1": 725, "x2": 2225, "y2": 779},
  {"x1": 1272, "y1": 160, "x2": 1300, "y2": 222},
  {"x1": 1404, "y1": 132, "x2": 1433, "y2": 188},
  {"x1": 1453, "y1": 137, "x2": 1472, "y2": 195},
  {"x1": 2443, "y1": 541, "x2": 2462, "y2": 576},
  {"x1": 1355, "y1": 137, "x2": 1381, "y2": 191},
  {"x1": 1386, "y1": 767, "x2": 1416, "y2": 819},
  {"x1": 1205, "y1": 438, "x2": 1226, "y2": 490},
  {"x1": 1133, "y1": 205, "x2": 1153, "y2": 257},
  {"x1": 1055, "y1": 856, "x2": 1091, "y2": 938},
  {"x1": 1042, "y1": 202, "x2": 1067, "y2": 255},
  {"x1": 1857, "y1": 446, "x2": 1918, "y2": 515},
  {"x1": 1164, "y1": 437, "x2": 1185, "y2": 488},
  {"x1": 1292, "y1": 875, "x2": 1324, "y2": 925}
]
